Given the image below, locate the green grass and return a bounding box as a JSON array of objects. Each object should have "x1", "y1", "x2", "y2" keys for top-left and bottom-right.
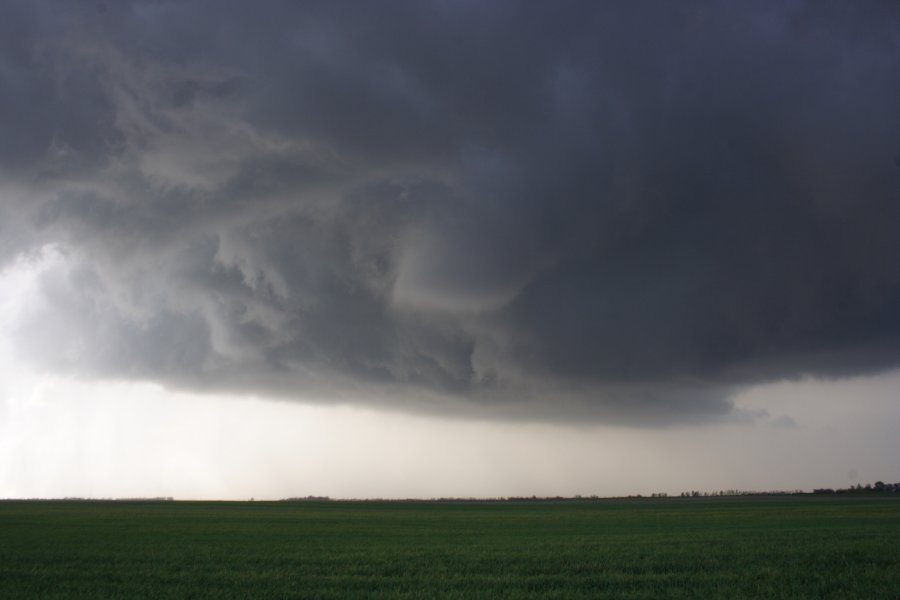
[{"x1": 1, "y1": 495, "x2": 898, "y2": 598}]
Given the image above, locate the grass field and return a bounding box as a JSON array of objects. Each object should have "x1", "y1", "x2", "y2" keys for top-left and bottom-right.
[{"x1": 1, "y1": 495, "x2": 898, "y2": 598}]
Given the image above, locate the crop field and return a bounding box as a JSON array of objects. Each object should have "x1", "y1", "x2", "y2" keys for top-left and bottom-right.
[{"x1": 1, "y1": 495, "x2": 898, "y2": 599}]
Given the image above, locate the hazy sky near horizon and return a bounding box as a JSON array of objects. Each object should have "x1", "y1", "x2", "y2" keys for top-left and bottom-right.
[{"x1": 2, "y1": 0, "x2": 900, "y2": 498}]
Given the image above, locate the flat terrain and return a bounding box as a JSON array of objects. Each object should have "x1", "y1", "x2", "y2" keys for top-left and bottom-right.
[{"x1": 1, "y1": 495, "x2": 898, "y2": 598}]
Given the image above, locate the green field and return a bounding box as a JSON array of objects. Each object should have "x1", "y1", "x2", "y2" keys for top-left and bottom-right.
[{"x1": 1, "y1": 496, "x2": 898, "y2": 598}]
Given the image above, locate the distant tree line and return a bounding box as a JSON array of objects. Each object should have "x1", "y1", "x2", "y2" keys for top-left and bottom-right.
[
  {"x1": 813, "y1": 481, "x2": 900, "y2": 494},
  {"x1": 281, "y1": 496, "x2": 332, "y2": 501},
  {"x1": 272, "y1": 483, "x2": 900, "y2": 503},
  {"x1": 32, "y1": 497, "x2": 176, "y2": 502},
  {"x1": 675, "y1": 489, "x2": 803, "y2": 498}
]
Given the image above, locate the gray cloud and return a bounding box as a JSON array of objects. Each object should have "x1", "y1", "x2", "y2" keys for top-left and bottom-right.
[{"x1": 3, "y1": 0, "x2": 900, "y2": 424}]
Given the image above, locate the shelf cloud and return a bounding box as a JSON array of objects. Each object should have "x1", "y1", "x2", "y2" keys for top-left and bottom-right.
[{"x1": 3, "y1": 0, "x2": 900, "y2": 424}]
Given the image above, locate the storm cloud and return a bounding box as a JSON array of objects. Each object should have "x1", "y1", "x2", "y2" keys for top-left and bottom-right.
[{"x1": 3, "y1": 0, "x2": 900, "y2": 424}]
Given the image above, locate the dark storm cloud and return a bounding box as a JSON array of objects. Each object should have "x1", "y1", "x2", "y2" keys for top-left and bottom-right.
[{"x1": 3, "y1": 0, "x2": 900, "y2": 424}]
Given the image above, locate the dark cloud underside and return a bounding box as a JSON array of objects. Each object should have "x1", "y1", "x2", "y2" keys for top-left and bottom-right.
[{"x1": 3, "y1": 0, "x2": 900, "y2": 423}]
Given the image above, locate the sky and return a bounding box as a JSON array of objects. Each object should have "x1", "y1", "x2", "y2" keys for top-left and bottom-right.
[{"x1": 2, "y1": 0, "x2": 900, "y2": 499}]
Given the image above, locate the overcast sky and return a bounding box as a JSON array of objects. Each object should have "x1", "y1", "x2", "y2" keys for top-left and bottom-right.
[{"x1": 2, "y1": 0, "x2": 900, "y2": 499}]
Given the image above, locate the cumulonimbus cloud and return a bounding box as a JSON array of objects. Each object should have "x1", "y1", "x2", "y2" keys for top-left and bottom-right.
[{"x1": 3, "y1": 0, "x2": 900, "y2": 424}]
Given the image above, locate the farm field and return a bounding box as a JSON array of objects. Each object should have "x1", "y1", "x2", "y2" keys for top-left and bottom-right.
[{"x1": 1, "y1": 495, "x2": 898, "y2": 599}]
